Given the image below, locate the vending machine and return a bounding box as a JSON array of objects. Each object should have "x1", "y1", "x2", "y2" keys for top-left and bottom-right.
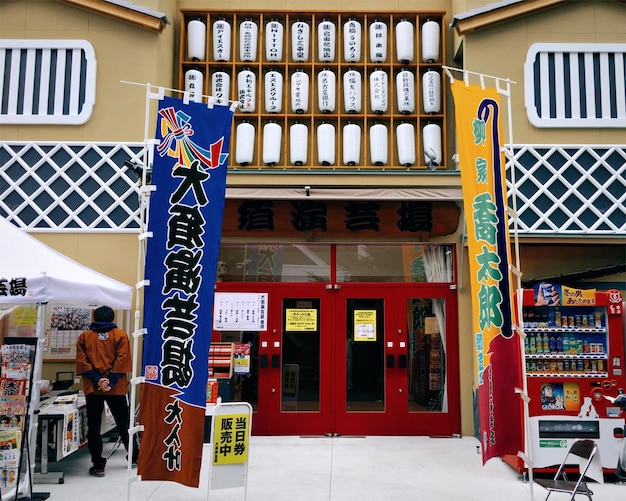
[{"x1": 506, "y1": 285, "x2": 625, "y2": 474}]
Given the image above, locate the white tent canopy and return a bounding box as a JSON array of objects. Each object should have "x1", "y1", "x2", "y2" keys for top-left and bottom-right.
[{"x1": 0, "y1": 217, "x2": 133, "y2": 309}]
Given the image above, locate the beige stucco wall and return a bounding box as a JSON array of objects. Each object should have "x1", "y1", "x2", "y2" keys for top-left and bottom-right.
[{"x1": 460, "y1": 0, "x2": 626, "y2": 144}]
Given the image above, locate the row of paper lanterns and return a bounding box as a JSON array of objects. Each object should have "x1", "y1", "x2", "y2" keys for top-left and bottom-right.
[
  {"x1": 235, "y1": 121, "x2": 442, "y2": 167},
  {"x1": 188, "y1": 18, "x2": 440, "y2": 64},
  {"x1": 185, "y1": 67, "x2": 441, "y2": 114}
]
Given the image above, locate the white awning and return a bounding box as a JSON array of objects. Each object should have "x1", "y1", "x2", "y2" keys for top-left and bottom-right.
[{"x1": 225, "y1": 187, "x2": 463, "y2": 201}]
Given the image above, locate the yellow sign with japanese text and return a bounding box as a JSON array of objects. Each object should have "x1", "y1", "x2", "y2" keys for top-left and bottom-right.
[
  {"x1": 354, "y1": 310, "x2": 376, "y2": 341},
  {"x1": 285, "y1": 309, "x2": 317, "y2": 331},
  {"x1": 212, "y1": 413, "x2": 250, "y2": 465}
]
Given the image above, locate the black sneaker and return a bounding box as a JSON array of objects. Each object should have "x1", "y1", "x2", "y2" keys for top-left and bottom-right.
[
  {"x1": 89, "y1": 458, "x2": 106, "y2": 477},
  {"x1": 89, "y1": 465, "x2": 105, "y2": 477}
]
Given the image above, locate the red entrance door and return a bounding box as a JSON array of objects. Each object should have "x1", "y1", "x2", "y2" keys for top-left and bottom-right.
[{"x1": 249, "y1": 282, "x2": 459, "y2": 436}]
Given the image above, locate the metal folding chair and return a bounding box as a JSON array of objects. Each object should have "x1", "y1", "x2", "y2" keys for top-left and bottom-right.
[{"x1": 534, "y1": 439, "x2": 599, "y2": 501}]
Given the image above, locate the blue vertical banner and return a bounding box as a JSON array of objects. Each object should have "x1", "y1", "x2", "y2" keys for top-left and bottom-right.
[{"x1": 138, "y1": 96, "x2": 234, "y2": 487}]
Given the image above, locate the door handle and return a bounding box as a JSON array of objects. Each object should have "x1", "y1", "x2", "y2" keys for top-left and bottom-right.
[
  {"x1": 398, "y1": 354, "x2": 407, "y2": 368},
  {"x1": 271, "y1": 354, "x2": 280, "y2": 368},
  {"x1": 386, "y1": 354, "x2": 395, "y2": 368}
]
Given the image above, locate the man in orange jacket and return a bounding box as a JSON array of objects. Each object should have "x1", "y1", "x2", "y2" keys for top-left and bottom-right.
[{"x1": 76, "y1": 306, "x2": 138, "y2": 477}]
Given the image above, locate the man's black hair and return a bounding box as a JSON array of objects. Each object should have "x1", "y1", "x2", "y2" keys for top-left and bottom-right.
[{"x1": 93, "y1": 306, "x2": 115, "y2": 323}]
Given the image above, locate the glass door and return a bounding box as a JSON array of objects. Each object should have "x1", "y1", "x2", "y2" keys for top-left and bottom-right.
[
  {"x1": 333, "y1": 285, "x2": 460, "y2": 436},
  {"x1": 333, "y1": 287, "x2": 401, "y2": 434},
  {"x1": 259, "y1": 285, "x2": 333, "y2": 435},
  {"x1": 394, "y1": 286, "x2": 460, "y2": 435}
]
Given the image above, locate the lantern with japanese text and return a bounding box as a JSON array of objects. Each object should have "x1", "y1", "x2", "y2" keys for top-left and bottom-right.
[
  {"x1": 421, "y1": 20, "x2": 440, "y2": 63},
  {"x1": 291, "y1": 69, "x2": 309, "y2": 113},
  {"x1": 239, "y1": 18, "x2": 258, "y2": 62},
  {"x1": 342, "y1": 122, "x2": 361, "y2": 166},
  {"x1": 317, "y1": 69, "x2": 336, "y2": 113},
  {"x1": 212, "y1": 18, "x2": 231, "y2": 61},
  {"x1": 264, "y1": 70, "x2": 283, "y2": 113},
  {"x1": 395, "y1": 19, "x2": 414, "y2": 64},
  {"x1": 292, "y1": 20, "x2": 310, "y2": 62},
  {"x1": 318, "y1": 19, "x2": 336, "y2": 62},
  {"x1": 317, "y1": 122, "x2": 335, "y2": 166},
  {"x1": 184, "y1": 69, "x2": 203, "y2": 103},
  {"x1": 187, "y1": 19, "x2": 206, "y2": 61},
  {"x1": 422, "y1": 122, "x2": 442, "y2": 167},
  {"x1": 422, "y1": 70, "x2": 441, "y2": 113},
  {"x1": 265, "y1": 19, "x2": 284, "y2": 62},
  {"x1": 343, "y1": 69, "x2": 362, "y2": 113},
  {"x1": 263, "y1": 121, "x2": 282, "y2": 166},
  {"x1": 369, "y1": 69, "x2": 388, "y2": 113},
  {"x1": 235, "y1": 121, "x2": 255, "y2": 166},
  {"x1": 211, "y1": 71, "x2": 230, "y2": 105},
  {"x1": 396, "y1": 69, "x2": 415, "y2": 114},
  {"x1": 369, "y1": 20, "x2": 387, "y2": 63},
  {"x1": 396, "y1": 122, "x2": 416, "y2": 167},
  {"x1": 343, "y1": 18, "x2": 361, "y2": 63},
  {"x1": 290, "y1": 123, "x2": 308, "y2": 166},
  {"x1": 238, "y1": 68, "x2": 256, "y2": 113},
  {"x1": 369, "y1": 122, "x2": 388, "y2": 166}
]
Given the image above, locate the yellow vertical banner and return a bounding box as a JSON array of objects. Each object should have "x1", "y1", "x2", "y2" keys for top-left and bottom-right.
[{"x1": 451, "y1": 80, "x2": 521, "y2": 463}]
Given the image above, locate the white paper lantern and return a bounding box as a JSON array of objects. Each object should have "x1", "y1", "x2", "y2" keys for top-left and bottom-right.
[
  {"x1": 396, "y1": 70, "x2": 415, "y2": 114},
  {"x1": 290, "y1": 123, "x2": 308, "y2": 166},
  {"x1": 342, "y1": 122, "x2": 361, "y2": 166},
  {"x1": 318, "y1": 19, "x2": 336, "y2": 62},
  {"x1": 238, "y1": 69, "x2": 256, "y2": 113},
  {"x1": 212, "y1": 19, "x2": 231, "y2": 61},
  {"x1": 211, "y1": 71, "x2": 230, "y2": 105},
  {"x1": 369, "y1": 123, "x2": 388, "y2": 166},
  {"x1": 422, "y1": 70, "x2": 441, "y2": 114},
  {"x1": 187, "y1": 19, "x2": 206, "y2": 61},
  {"x1": 396, "y1": 122, "x2": 416, "y2": 167},
  {"x1": 264, "y1": 70, "x2": 283, "y2": 113},
  {"x1": 423, "y1": 123, "x2": 442, "y2": 167},
  {"x1": 343, "y1": 18, "x2": 361, "y2": 63},
  {"x1": 421, "y1": 20, "x2": 440, "y2": 63},
  {"x1": 235, "y1": 121, "x2": 255, "y2": 166},
  {"x1": 185, "y1": 69, "x2": 203, "y2": 103},
  {"x1": 395, "y1": 19, "x2": 414, "y2": 64},
  {"x1": 369, "y1": 69, "x2": 388, "y2": 114},
  {"x1": 317, "y1": 69, "x2": 336, "y2": 113},
  {"x1": 290, "y1": 70, "x2": 309, "y2": 113},
  {"x1": 343, "y1": 69, "x2": 362, "y2": 113},
  {"x1": 292, "y1": 20, "x2": 310, "y2": 62},
  {"x1": 369, "y1": 20, "x2": 387, "y2": 63},
  {"x1": 239, "y1": 19, "x2": 258, "y2": 62},
  {"x1": 317, "y1": 122, "x2": 335, "y2": 166},
  {"x1": 265, "y1": 19, "x2": 284, "y2": 62},
  {"x1": 263, "y1": 122, "x2": 282, "y2": 166}
]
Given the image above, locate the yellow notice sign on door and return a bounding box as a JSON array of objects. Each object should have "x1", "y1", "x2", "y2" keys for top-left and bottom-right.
[
  {"x1": 285, "y1": 309, "x2": 317, "y2": 331},
  {"x1": 354, "y1": 310, "x2": 376, "y2": 341}
]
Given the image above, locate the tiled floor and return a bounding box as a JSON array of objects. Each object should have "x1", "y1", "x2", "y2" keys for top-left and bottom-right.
[{"x1": 31, "y1": 435, "x2": 625, "y2": 501}]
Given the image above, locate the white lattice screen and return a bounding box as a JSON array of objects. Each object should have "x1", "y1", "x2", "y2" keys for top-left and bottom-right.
[{"x1": 1, "y1": 141, "x2": 624, "y2": 236}]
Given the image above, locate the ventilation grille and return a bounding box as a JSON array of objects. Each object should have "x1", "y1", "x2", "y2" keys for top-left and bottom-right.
[
  {"x1": 0, "y1": 40, "x2": 96, "y2": 125},
  {"x1": 524, "y1": 43, "x2": 626, "y2": 128}
]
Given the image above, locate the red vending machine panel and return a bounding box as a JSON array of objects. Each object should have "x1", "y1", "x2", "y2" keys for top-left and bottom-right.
[{"x1": 508, "y1": 286, "x2": 625, "y2": 473}]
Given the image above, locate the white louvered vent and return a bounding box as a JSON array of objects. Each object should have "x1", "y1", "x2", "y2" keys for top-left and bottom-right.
[
  {"x1": 0, "y1": 40, "x2": 96, "y2": 125},
  {"x1": 524, "y1": 43, "x2": 626, "y2": 128}
]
